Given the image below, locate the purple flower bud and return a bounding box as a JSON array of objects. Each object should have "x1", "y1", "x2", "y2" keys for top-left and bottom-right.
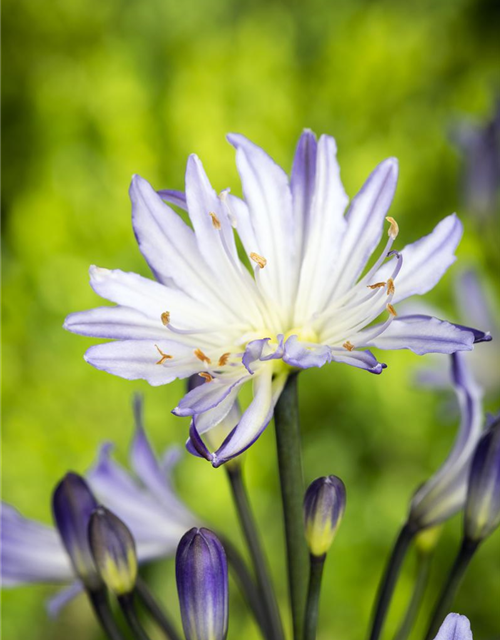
[
  {"x1": 52, "y1": 472, "x2": 101, "y2": 589},
  {"x1": 176, "y1": 527, "x2": 228, "y2": 640},
  {"x1": 303, "y1": 475, "x2": 346, "y2": 557},
  {"x1": 88, "y1": 506, "x2": 138, "y2": 596},
  {"x1": 465, "y1": 415, "x2": 500, "y2": 542}
]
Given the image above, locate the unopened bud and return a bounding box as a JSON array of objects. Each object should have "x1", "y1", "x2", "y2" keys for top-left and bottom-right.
[{"x1": 303, "y1": 476, "x2": 346, "y2": 557}]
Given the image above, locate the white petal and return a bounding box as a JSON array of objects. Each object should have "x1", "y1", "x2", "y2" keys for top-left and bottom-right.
[
  {"x1": 65, "y1": 306, "x2": 168, "y2": 340},
  {"x1": 376, "y1": 214, "x2": 463, "y2": 303}
]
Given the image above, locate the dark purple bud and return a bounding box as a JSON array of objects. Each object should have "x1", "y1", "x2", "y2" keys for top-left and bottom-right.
[
  {"x1": 465, "y1": 415, "x2": 500, "y2": 541},
  {"x1": 88, "y1": 506, "x2": 137, "y2": 596},
  {"x1": 52, "y1": 472, "x2": 101, "y2": 589},
  {"x1": 303, "y1": 475, "x2": 346, "y2": 557},
  {"x1": 176, "y1": 527, "x2": 228, "y2": 640}
]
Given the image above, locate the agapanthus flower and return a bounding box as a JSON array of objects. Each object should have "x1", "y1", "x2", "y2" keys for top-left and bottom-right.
[
  {"x1": 433, "y1": 613, "x2": 472, "y2": 640},
  {"x1": 1, "y1": 422, "x2": 197, "y2": 616},
  {"x1": 409, "y1": 352, "x2": 483, "y2": 530},
  {"x1": 65, "y1": 131, "x2": 489, "y2": 467}
]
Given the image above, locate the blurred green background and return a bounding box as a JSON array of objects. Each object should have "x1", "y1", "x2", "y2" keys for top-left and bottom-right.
[{"x1": 2, "y1": 0, "x2": 500, "y2": 638}]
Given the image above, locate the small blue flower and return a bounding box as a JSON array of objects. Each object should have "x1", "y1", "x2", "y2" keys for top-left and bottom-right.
[
  {"x1": 303, "y1": 475, "x2": 346, "y2": 557},
  {"x1": 432, "y1": 613, "x2": 473, "y2": 640},
  {"x1": 409, "y1": 353, "x2": 483, "y2": 529},
  {"x1": 65, "y1": 131, "x2": 490, "y2": 467},
  {"x1": 176, "y1": 528, "x2": 228, "y2": 640},
  {"x1": 1, "y1": 420, "x2": 198, "y2": 616},
  {"x1": 465, "y1": 414, "x2": 500, "y2": 542},
  {"x1": 88, "y1": 506, "x2": 138, "y2": 596},
  {"x1": 52, "y1": 473, "x2": 101, "y2": 590}
]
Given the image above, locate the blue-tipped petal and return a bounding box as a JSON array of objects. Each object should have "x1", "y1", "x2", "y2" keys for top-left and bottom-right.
[
  {"x1": 52, "y1": 473, "x2": 101, "y2": 589},
  {"x1": 464, "y1": 415, "x2": 500, "y2": 542},
  {"x1": 303, "y1": 476, "x2": 346, "y2": 557},
  {"x1": 432, "y1": 613, "x2": 473, "y2": 640},
  {"x1": 176, "y1": 528, "x2": 228, "y2": 640},
  {"x1": 157, "y1": 189, "x2": 188, "y2": 210}
]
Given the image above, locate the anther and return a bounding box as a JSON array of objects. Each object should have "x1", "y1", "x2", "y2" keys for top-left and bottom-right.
[
  {"x1": 218, "y1": 353, "x2": 230, "y2": 366},
  {"x1": 387, "y1": 303, "x2": 397, "y2": 317},
  {"x1": 209, "y1": 212, "x2": 221, "y2": 230},
  {"x1": 198, "y1": 372, "x2": 214, "y2": 383},
  {"x1": 386, "y1": 278, "x2": 395, "y2": 296},
  {"x1": 155, "y1": 345, "x2": 173, "y2": 365},
  {"x1": 250, "y1": 252, "x2": 267, "y2": 269},
  {"x1": 161, "y1": 311, "x2": 170, "y2": 326},
  {"x1": 194, "y1": 348, "x2": 211, "y2": 364},
  {"x1": 343, "y1": 341, "x2": 355, "y2": 351},
  {"x1": 367, "y1": 282, "x2": 386, "y2": 290},
  {"x1": 386, "y1": 217, "x2": 399, "y2": 239}
]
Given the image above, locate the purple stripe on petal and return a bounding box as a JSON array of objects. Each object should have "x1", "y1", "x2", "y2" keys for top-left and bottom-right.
[
  {"x1": 173, "y1": 375, "x2": 248, "y2": 417},
  {"x1": 186, "y1": 419, "x2": 213, "y2": 462},
  {"x1": 283, "y1": 336, "x2": 332, "y2": 369},
  {"x1": 64, "y1": 306, "x2": 168, "y2": 341},
  {"x1": 358, "y1": 315, "x2": 476, "y2": 355}
]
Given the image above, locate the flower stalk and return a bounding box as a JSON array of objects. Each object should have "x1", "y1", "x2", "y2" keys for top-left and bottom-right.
[
  {"x1": 303, "y1": 554, "x2": 326, "y2": 640},
  {"x1": 368, "y1": 522, "x2": 416, "y2": 640},
  {"x1": 226, "y1": 465, "x2": 284, "y2": 640},
  {"x1": 424, "y1": 538, "x2": 478, "y2": 640},
  {"x1": 119, "y1": 593, "x2": 153, "y2": 640},
  {"x1": 87, "y1": 587, "x2": 127, "y2": 640},
  {"x1": 274, "y1": 373, "x2": 308, "y2": 640},
  {"x1": 135, "y1": 578, "x2": 181, "y2": 640},
  {"x1": 394, "y1": 549, "x2": 433, "y2": 640}
]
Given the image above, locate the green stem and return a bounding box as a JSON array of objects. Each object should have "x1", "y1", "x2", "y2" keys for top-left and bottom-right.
[
  {"x1": 87, "y1": 588, "x2": 127, "y2": 640},
  {"x1": 226, "y1": 465, "x2": 284, "y2": 640},
  {"x1": 135, "y1": 578, "x2": 182, "y2": 640},
  {"x1": 119, "y1": 594, "x2": 152, "y2": 640},
  {"x1": 369, "y1": 523, "x2": 416, "y2": 640},
  {"x1": 274, "y1": 373, "x2": 308, "y2": 640},
  {"x1": 303, "y1": 555, "x2": 326, "y2": 640},
  {"x1": 424, "y1": 539, "x2": 478, "y2": 640},
  {"x1": 394, "y1": 550, "x2": 432, "y2": 640},
  {"x1": 221, "y1": 535, "x2": 271, "y2": 638}
]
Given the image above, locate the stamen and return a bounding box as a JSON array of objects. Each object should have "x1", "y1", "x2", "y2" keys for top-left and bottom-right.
[
  {"x1": 250, "y1": 252, "x2": 267, "y2": 269},
  {"x1": 194, "y1": 348, "x2": 211, "y2": 364},
  {"x1": 161, "y1": 311, "x2": 170, "y2": 326},
  {"x1": 155, "y1": 345, "x2": 173, "y2": 365},
  {"x1": 386, "y1": 216, "x2": 399, "y2": 239},
  {"x1": 209, "y1": 212, "x2": 221, "y2": 230},
  {"x1": 386, "y1": 278, "x2": 395, "y2": 296},
  {"x1": 343, "y1": 341, "x2": 355, "y2": 351},
  {"x1": 367, "y1": 282, "x2": 386, "y2": 290},
  {"x1": 218, "y1": 352, "x2": 230, "y2": 366},
  {"x1": 198, "y1": 372, "x2": 214, "y2": 383},
  {"x1": 387, "y1": 303, "x2": 397, "y2": 317}
]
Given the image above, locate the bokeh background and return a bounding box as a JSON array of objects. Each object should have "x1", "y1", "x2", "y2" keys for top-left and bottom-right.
[{"x1": 2, "y1": 0, "x2": 500, "y2": 638}]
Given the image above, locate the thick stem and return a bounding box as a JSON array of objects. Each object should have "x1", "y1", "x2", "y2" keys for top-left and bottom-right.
[
  {"x1": 135, "y1": 578, "x2": 182, "y2": 640},
  {"x1": 303, "y1": 555, "x2": 326, "y2": 640},
  {"x1": 369, "y1": 523, "x2": 416, "y2": 640},
  {"x1": 394, "y1": 551, "x2": 432, "y2": 640},
  {"x1": 119, "y1": 594, "x2": 152, "y2": 640},
  {"x1": 274, "y1": 373, "x2": 308, "y2": 640},
  {"x1": 226, "y1": 465, "x2": 284, "y2": 640},
  {"x1": 87, "y1": 588, "x2": 126, "y2": 640},
  {"x1": 424, "y1": 539, "x2": 478, "y2": 640},
  {"x1": 221, "y1": 535, "x2": 271, "y2": 637}
]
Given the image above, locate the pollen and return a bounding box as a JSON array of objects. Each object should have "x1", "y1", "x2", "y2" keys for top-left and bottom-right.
[
  {"x1": 343, "y1": 341, "x2": 355, "y2": 351},
  {"x1": 198, "y1": 372, "x2": 214, "y2": 383},
  {"x1": 367, "y1": 281, "x2": 386, "y2": 290},
  {"x1": 386, "y1": 216, "x2": 399, "y2": 239},
  {"x1": 209, "y1": 212, "x2": 221, "y2": 230},
  {"x1": 194, "y1": 348, "x2": 211, "y2": 364},
  {"x1": 250, "y1": 252, "x2": 267, "y2": 269},
  {"x1": 155, "y1": 345, "x2": 173, "y2": 365},
  {"x1": 218, "y1": 352, "x2": 230, "y2": 366},
  {"x1": 387, "y1": 303, "x2": 398, "y2": 317},
  {"x1": 386, "y1": 278, "x2": 395, "y2": 296},
  {"x1": 161, "y1": 311, "x2": 170, "y2": 326}
]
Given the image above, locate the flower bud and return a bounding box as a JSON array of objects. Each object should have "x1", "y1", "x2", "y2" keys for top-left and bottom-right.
[
  {"x1": 52, "y1": 472, "x2": 101, "y2": 589},
  {"x1": 88, "y1": 506, "x2": 138, "y2": 596},
  {"x1": 432, "y1": 613, "x2": 472, "y2": 640},
  {"x1": 303, "y1": 475, "x2": 346, "y2": 557},
  {"x1": 176, "y1": 527, "x2": 228, "y2": 640},
  {"x1": 464, "y1": 416, "x2": 500, "y2": 542}
]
